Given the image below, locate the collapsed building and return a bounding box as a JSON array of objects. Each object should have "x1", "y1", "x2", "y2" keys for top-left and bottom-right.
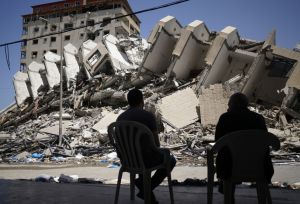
[{"x1": 0, "y1": 16, "x2": 300, "y2": 165}]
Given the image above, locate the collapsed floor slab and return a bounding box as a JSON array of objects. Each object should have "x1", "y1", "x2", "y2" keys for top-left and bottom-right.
[
  {"x1": 158, "y1": 87, "x2": 199, "y2": 129},
  {"x1": 167, "y1": 20, "x2": 210, "y2": 80}
]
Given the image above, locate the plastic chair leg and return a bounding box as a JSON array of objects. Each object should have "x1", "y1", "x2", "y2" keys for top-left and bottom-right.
[
  {"x1": 143, "y1": 172, "x2": 152, "y2": 204},
  {"x1": 130, "y1": 173, "x2": 135, "y2": 200},
  {"x1": 266, "y1": 184, "x2": 272, "y2": 204},
  {"x1": 256, "y1": 182, "x2": 267, "y2": 204},
  {"x1": 224, "y1": 180, "x2": 233, "y2": 204},
  {"x1": 207, "y1": 159, "x2": 214, "y2": 204},
  {"x1": 114, "y1": 169, "x2": 123, "y2": 204},
  {"x1": 167, "y1": 172, "x2": 174, "y2": 204}
]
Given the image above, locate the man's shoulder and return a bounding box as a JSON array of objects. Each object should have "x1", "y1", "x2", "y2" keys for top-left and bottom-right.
[{"x1": 117, "y1": 107, "x2": 154, "y2": 120}]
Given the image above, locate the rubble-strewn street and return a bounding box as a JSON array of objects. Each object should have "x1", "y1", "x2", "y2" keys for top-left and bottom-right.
[{"x1": 1, "y1": 16, "x2": 300, "y2": 170}]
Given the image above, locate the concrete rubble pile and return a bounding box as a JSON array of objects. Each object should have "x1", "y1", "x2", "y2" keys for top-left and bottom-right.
[{"x1": 0, "y1": 16, "x2": 300, "y2": 166}]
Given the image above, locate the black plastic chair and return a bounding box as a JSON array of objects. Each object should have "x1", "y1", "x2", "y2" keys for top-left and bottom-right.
[
  {"x1": 207, "y1": 130, "x2": 280, "y2": 204},
  {"x1": 108, "y1": 121, "x2": 174, "y2": 204}
]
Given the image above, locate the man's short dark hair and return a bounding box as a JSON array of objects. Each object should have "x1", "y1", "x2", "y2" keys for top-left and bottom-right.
[
  {"x1": 228, "y1": 92, "x2": 249, "y2": 110},
  {"x1": 127, "y1": 88, "x2": 143, "y2": 107}
]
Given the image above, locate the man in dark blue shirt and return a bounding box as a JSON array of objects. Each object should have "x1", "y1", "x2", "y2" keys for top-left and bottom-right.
[{"x1": 117, "y1": 88, "x2": 176, "y2": 203}]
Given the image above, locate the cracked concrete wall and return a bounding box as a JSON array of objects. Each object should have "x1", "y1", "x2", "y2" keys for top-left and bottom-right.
[
  {"x1": 167, "y1": 20, "x2": 209, "y2": 80},
  {"x1": 202, "y1": 36, "x2": 230, "y2": 85},
  {"x1": 141, "y1": 16, "x2": 181, "y2": 74},
  {"x1": 201, "y1": 26, "x2": 240, "y2": 86},
  {"x1": 199, "y1": 84, "x2": 230, "y2": 126}
]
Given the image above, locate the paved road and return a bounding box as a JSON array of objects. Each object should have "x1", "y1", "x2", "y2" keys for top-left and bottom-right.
[{"x1": 0, "y1": 164, "x2": 299, "y2": 184}]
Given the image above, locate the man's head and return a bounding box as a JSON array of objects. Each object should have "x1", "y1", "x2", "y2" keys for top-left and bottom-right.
[
  {"x1": 228, "y1": 92, "x2": 249, "y2": 110},
  {"x1": 127, "y1": 88, "x2": 144, "y2": 107}
]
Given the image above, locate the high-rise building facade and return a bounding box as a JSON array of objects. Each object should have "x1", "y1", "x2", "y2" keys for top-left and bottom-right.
[{"x1": 20, "y1": 0, "x2": 140, "y2": 70}]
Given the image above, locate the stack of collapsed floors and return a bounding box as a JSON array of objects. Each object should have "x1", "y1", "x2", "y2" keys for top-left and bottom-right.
[{"x1": 0, "y1": 16, "x2": 300, "y2": 164}]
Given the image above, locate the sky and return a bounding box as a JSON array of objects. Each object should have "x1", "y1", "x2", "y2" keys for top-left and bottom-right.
[{"x1": 0, "y1": 0, "x2": 299, "y2": 111}]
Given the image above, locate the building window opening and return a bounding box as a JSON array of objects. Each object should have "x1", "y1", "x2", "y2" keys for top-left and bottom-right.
[
  {"x1": 21, "y1": 40, "x2": 27, "y2": 47},
  {"x1": 64, "y1": 35, "x2": 71, "y2": 41},
  {"x1": 34, "y1": 27, "x2": 39, "y2": 33},
  {"x1": 103, "y1": 30, "x2": 110, "y2": 35},
  {"x1": 102, "y1": 17, "x2": 111, "y2": 27},
  {"x1": 51, "y1": 37, "x2": 56, "y2": 42},
  {"x1": 31, "y1": 51, "x2": 38, "y2": 59},
  {"x1": 43, "y1": 38, "x2": 47, "y2": 44},
  {"x1": 50, "y1": 24, "x2": 57, "y2": 31},
  {"x1": 87, "y1": 19, "x2": 95, "y2": 26},
  {"x1": 80, "y1": 33, "x2": 85, "y2": 39},
  {"x1": 88, "y1": 50, "x2": 101, "y2": 66},
  {"x1": 50, "y1": 49, "x2": 57, "y2": 54},
  {"x1": 267, "y1": 57, "x2": 296, "y2": 78},
  {"x1": 33, "y1": 39, "x2": 38, "y2": 45},
  {"x1": 22, "y1": 27, "x2": 28, "y2": 35},
  {"x1": 64, "y1": 23, "x2": 73, "y2": 31},
  {"x1": 21, "y1": 51, "x2": 26, "y2": 59},
  {"x1": 87, "y1": 33, "x2": 96, "y2": 40}
]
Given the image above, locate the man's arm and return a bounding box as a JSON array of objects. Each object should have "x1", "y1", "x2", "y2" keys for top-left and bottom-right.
[
  {"x1": 215, "y1": 114, "x2": 226, "y2": 141},
  {"x1": 152, "y1": 130, "x2": 160, "y2": 147}
]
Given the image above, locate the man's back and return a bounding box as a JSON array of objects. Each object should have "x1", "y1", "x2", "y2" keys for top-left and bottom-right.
[
  {"x1": 215, "y1": 108, "x2": 267, "y2": 141},
  {"x1": 117, "y1": 107, "x2": 157, "y2": 132}
]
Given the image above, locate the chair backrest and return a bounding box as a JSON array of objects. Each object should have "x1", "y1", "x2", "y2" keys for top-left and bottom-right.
[
  {"x1": 108, "y1": 121, "x2": 156, "y2": 171},
  {"x1": 211, "y1": 130, "x2": 280, "y2": 182}
]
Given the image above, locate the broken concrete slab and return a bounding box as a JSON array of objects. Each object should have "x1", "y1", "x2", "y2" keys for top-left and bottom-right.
[
  {"x1": 219, "y1": 26, "x2": 240, "y2": 47},
  {"x1": 13, "y1": 71, "x2": 30, "y2": 106},
  {"x1": 35, "y1": 133, "x2": 52, "y2": 141},
  {"x1": 83, "y1": 42, "x2": 109, "y2": 75},
  {"x1": 141, "y1": 16, "x2": 182, "y2": 74},
  {"x1": 39, "y1": 121, "x2": 72, "y2": 136},
  {"x1": 92, "y1": 110, "x2": 124, "y2": 134},
  {"x1": 199, "y1": 84, "x2": 230, "y2": 126},
  {"x1": 0, "y1": 132, "x2": 10, "y2": 140},
  {"x1": 44, "y1": 51, "x2": 61, "y2": 89},
  {"x1": 28, "y1": 61, "x2": 46, "y2": 99},
  {"x1": 64, "y1": 43, "x2": 80, "y2": 88},
  {"x1": 103, "y1": 34, "x2": 135, "y2": 73},
  {"x1": 159, "y1": 88, "x2": 199, "y2": 129},
  {"x1": 167, "y1": 20, "x2": 209, "y2": 80},
  {"x1": 81, "y1": 40, "x2": 98, "y2": 58}
]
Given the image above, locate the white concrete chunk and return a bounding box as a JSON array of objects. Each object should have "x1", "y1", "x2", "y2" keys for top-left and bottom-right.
[
  {"x1": 28, "y1": 61, "x2": 46, "y2": 99},
  {"x1": 13, "y1": 72, "x2": 30, "y2": 106},
  {"x1": 92, "y1": 110, "x2": 124, "y2": 134},
  {"x1": 44, "y1": 51, "x2": 61, "y2": 63},
  {"x1": 39, "y1": 121, "x2": 72, "y2": 136},
  {"x1": 159, "y1": 88, "x2": 199, "y2": 129},
  {"x1": 81, "y1": 40, "x2": 98, "y2": 58},
  {"x1": 103, "y1": 34, "x2": 134, "y2": 73},
  {"x1": 44, "y1": 60, "x2": 60, "y2": 88}
]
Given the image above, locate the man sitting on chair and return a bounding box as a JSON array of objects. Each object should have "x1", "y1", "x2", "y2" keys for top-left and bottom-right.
[
  {"x1": 215, "y1": 92, "x2": 274, "y2": 195},
  {"x1": 117, "y1": 88, "x2": 176, "y2": 203}
]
